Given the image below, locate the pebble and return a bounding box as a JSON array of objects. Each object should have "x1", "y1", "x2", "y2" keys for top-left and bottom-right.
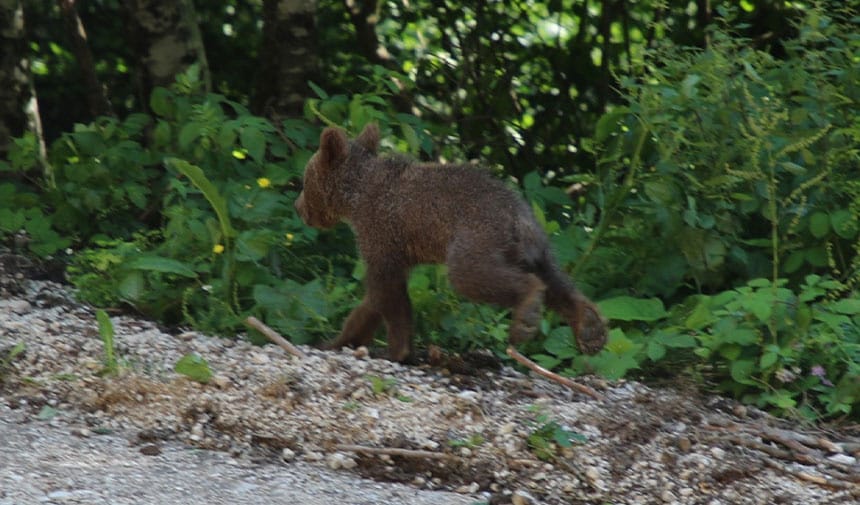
[
  {"x1": 326, "y1": 452, "x2": 357, "y2": 470},
  {"x1": 455, "y1": 482, "x2": 479, "y2": 494},
  {"x1": 584, "y1": 466, "x2": 600, "y2": 484},
  {"x1": 139, "y1": 444, "x2": 161, "y2": 456},
  {"x1": 3, "y1": 299, "x2": 31, "y2": 314},
  {"x1": 827, "y1": 453, "x2": 856, "y2": 465},
  {"x1": 281, "y1": 448, "x2": 296, "y2": 462},
  {"x1": 511, "y1": 489, "x2": 536, "y2": 505}
]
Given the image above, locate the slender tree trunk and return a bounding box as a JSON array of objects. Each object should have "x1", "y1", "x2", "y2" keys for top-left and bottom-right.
[
  {"x1": 0, "y1": 0, "x2": 49, "y2": 180},
  {"x1": 57, "y1": 0, "x2": 113, "y2": 118},
  {"x1": 253, "y1": 0, "x2": 319, "y2": 118},
  {"x1": 124, "y1": 0, "x2": 210, "y2": 103},
  {"x1": 0, "y1": 0, "x2": 29, "y2": 155},
  {"x1": 343, "y1": 0, "x2": 390, "y2": 65}
]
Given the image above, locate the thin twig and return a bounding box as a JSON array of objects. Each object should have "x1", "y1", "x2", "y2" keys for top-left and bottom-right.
[
  {"x1": 761, "y1": 458, "x2": 858, "y2": 491},
  {"x1": 335, "y1": 444, "x2": 452, "y2": 460},
  {"x1": 244, "y1": 316, "x2": 305, "y2": 359},
  {"x1": 506, "y1": 346, "x2": 603, "y2": 401}
]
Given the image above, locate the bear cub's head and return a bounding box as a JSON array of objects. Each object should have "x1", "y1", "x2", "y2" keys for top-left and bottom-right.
[{"x1": 295, "y1": 124, "x2": 380, "y2": 229}]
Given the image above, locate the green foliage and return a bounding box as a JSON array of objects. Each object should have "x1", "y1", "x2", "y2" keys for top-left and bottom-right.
[
  {"x1": 366, "y1": 375, "x2": 397, "y2": 396},
  {"x1": 95, "y1": 309, "x2": 118, "y2": 376},
  {"x1": 449, "y1": 434, "x2": 486, "y2": 449},
  {"x1": 174, "y1": 353, "x2": 213, "y2": 384},
  {"x1": 580, "y1": 8, "x2": 860, "y2": 298},
  {"x1": 5, "y1": 3, "x2": 858, "y2": 425},
  {"x1": 0, "y1": 342, "x2": 25, "y2": 382},
  {"x1": 526, "y1": 407, "x2": 587, "y2": 461}
]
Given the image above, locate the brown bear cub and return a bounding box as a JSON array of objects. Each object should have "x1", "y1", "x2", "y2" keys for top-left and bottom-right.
[{"x1": 295, "y1": 124, "x2": 608, "y2": 362}]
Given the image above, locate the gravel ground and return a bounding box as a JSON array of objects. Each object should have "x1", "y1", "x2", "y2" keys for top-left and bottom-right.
[{"x1": 1, "y1": 270, "x2": 859, "y2": 504}]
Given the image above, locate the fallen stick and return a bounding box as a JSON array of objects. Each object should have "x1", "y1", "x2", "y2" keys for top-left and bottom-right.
[
  {"x1": 761, "y1": 458, "x2": 858, "y2": 491},
  {"x1": 506, "y1": 346, "x2": 603, "y2": 401},
  {"x1": 335, "y1": 444, "x2": 452, "y2": 460},
  {"x1": 244, "y1": 316, "x2": 306, "y2": 359}
]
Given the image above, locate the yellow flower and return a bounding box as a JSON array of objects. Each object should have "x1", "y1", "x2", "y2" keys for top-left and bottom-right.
[
  {"x1": 285, "y1": 233, "x2": 294, "y2": 241},
  {"x1": 256, "y1": 177, "x2": 271, "y2": 188},
  {"x1": 212, "y1": 244, "x2": 225, "y2": 254}
]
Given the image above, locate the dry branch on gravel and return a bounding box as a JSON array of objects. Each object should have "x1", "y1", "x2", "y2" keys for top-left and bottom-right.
[
  {"x1": 244, "y1": 316, "x2": 306, "y2": 359},
  {"x1": 506, "y1": 346, "x2": 603, "y2": 401},
  {"x1": 335, "y1": 444, "x2": 453, "y2": 461}
]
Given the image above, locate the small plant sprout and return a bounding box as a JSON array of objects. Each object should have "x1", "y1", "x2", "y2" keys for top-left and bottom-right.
[{"x1": 96, "y1": 309, "x2": 119, "y2": 376}]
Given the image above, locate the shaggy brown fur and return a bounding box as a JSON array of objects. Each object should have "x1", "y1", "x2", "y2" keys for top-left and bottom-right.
[{"x1": 295, "y1": 124, "x2": 607, "y2": 362}]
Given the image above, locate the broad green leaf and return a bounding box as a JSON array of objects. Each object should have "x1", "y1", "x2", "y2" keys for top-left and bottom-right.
[
  {"x1": 809, "y1": 212, "x2": 830, "y2": 238},
  {"x1": 759, "y1": 351, "x2": 778, "y2": 369},
  {"x1": 149, "y1": 87, "x2": 173, "y2": 117},
  {"x1": 598, "y1": 296, "x2": 668, "y2": 322},
  {"x1": 543, "y1": 327, "x2": 577, "y2": 359},
  {"x1": 126, "y1": 256, "x2": 198, "y2": 278},
  {"x1": 830, "y1": 209, "x2": 857, "y2": 239},
  {"x1": 37, "y1": 406, "x2": 59, "y2": 420},
  {"x1": 655, "y1": 332, "x2": 697, "y2": 348},
  {"x1": 828, "y1": 299, "x2": 860, "y2": 315},
  {"x1": 118, "y1": 271, "x2": 144, "y2": 301},
  {"x1": 593, "y1": 107, "x2": 630, "y2": 142},
  {"x1": 174, "y1": 353, "x2": 212, "y2": 383},
  {"x1": 646, "y1": 341, "x2": 666, "y2": 361},
  {"x1": 235, "y1": 230, "x2": 271, "y2": 262},
  {"x1": 721, "y1": 328, "x2": 759, "y2": 345},
  {"x1": 240, "y1": 126, "x2": 266, "y2": 162},
  {"x1": 178, "y1": 122, "x2": 202, "y2": 150},
  {"x1": 730, "y1": 359, "x2": 756, "y2": 385}
]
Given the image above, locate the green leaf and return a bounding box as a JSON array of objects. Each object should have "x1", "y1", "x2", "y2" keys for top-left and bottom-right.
[
  {"x1": 126, "y1": 256, "x2": 198, "y2": 278},
  {"x1": 96, "y1": 309, "x2": 118, "y2": 374},
  {"x1": 655, "y1": 332, "x2": 697, "y2": 348},
  {"x1": 827, "y1": 299, "x2": 860, "y2": 315},
  {"x1": 830, "y1": 209, "x2": 857, "y2": 239},
  {"x1": 759, "y1": 351, "x2": 778, "y2": 369},
  {"x1": 593, "y1": 107, "x2": 630, "y2": 142},
  {"x1": 680, "y1": 74, "x2": 701, "y2": 97},
  {"x1": 240, "y1": 126, "x2": 266, "y2": 162},
  {"x1": 166, "y1": 158, "x2": 235, "y2": 240},
  {"x1": 178, "y1": 122, "x2": 202, "y2": 150},
  {"x1": 118, "y1": 271, "x2": 144, "y2": 301},
  {"x1": 598, "y1": 296, "x2": 668, "y2": 322},
  {"x1": 646, "y1": 341, "x2": 666, "y2": 361},
  {"x1": 235, "y1": 230, "x2": 271, "y2": 262},
  {"x1": 722, "y1": 328, "x2": 759, "y2": 345},
  {"x1": 543, "y1": 327, "x2": 577, "y2": 359},
  {"x1": 307, "y1": 81, "x2": 329, "y2": 99},
  {"x1": 0, "y1": 208, "x2": 24, "y2": 232},
  {"x1": 809, "y1": 212, "x2": 830, "y2": 238},
  {"x1": 149, "y1": 87, "x2": 173, "y2": 117},
  {"x1": 174, "y1": 353, "x2": 212, "y2": 383},
  {"x1": 730, "y1": 359, "x2": 756, "y2": 385},
  {"x1": 37, "y1": 406, "x2": 59, "y2": 420}
]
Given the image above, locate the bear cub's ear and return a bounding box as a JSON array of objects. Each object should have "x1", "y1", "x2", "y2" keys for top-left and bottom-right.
[
  {"x1": 355, "y1": 123, "x2": 380, "y2": 154},
  {"x1": 319, "y1": 127, "x2": 349, "y2": 169}
]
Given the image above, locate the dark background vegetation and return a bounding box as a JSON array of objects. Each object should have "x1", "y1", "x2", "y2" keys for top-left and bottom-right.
[{"x1": 1, "y1": 0, "x2": 858, "y2": 422}]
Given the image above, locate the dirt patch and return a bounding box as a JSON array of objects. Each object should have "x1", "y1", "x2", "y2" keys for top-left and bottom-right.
[{"x1": 2, "y1": 278, "x2": 859, "y2": 504}]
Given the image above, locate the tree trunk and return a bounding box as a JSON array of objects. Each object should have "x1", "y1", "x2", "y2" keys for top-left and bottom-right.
[
  {"x1": 253, "y1": 0, "x2": 319, "y2": 118},
  {"x1": 0, "y1": 0, "x2": 49, "y2": 178},
  {"x1": 57, "y1": 0, "x2": 113, "y2": 118},
  {"x1": 0, "y1": 0, "x2": 29, "y2": 155},
  {"x1": 124, "y1": 0, "x2": 210, "y2": 103}
]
